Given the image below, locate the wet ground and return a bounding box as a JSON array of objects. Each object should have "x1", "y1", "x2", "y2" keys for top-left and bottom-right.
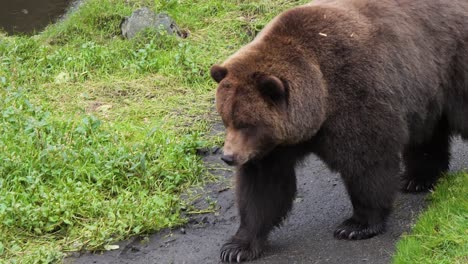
[
  {"x1": 67, "y1": 137, "x2": 467, "y2": 264},
  {"x1": 0, "y1": 0, "x2": 74, "y2": 34}
]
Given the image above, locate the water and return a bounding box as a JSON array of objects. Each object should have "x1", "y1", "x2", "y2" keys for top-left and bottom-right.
[{"x1": 0, "y1": 0, "x2": 74, "y2": 35}]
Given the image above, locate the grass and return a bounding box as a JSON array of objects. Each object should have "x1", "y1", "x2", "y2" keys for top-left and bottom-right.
[
  {"x1": 0, "y1": 0, "x2": 308, "y2": 262},
  {"x1": 393, "y1": 172, "x2": 468, "y2": 264}
]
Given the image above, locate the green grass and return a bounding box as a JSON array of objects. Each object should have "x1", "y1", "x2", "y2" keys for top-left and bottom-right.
[
  {"x1": 393, "y1": 172, "x2": 468, "y2": 264},
  {"x1": 0, "y1": 0, "x2": 308, "y2": 262}
]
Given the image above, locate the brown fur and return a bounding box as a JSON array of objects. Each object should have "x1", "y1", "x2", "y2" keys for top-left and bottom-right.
[{"x1": 211, "y1": 0, "x2": 468, "y2": 262}]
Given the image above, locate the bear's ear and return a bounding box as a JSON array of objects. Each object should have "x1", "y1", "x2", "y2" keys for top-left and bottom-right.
[
  {"x1": 210, "y1": 65, "x2": 228, "y2": 83},
  {"x1": 256, "y1": 74, "x2": 286, "y2": 102}
]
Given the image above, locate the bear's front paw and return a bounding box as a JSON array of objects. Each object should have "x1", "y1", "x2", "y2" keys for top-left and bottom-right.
[
  {"x1": 220, "y1": 237, "x2": 264, "y2": 263},
  {"x1": 334, "y1": 218, "x2": 385, "y2": 240},
  {"x1": 401, "y1": 178, "x2": 435, "y2": 193}
]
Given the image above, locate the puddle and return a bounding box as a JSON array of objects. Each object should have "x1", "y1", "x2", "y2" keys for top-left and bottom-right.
[{"x1": 0, "y1": 0, "x2": 76, "y2": 35}]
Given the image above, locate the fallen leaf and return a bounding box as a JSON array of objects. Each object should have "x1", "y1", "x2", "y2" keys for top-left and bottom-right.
[{"x1": 104, "y1": 245, "x2": 120, "y2": 251}]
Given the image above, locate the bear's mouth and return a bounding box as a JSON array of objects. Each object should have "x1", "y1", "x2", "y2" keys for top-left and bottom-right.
[
  {"x1": 220, "y1": 144, "x2": 276, "y2": 167},
  {"x1": 220, "y1": 154, "x2": 236, "y2": 166},
  {"x1": 219, "y1": 152, "x2": 252, "y2": 166}
]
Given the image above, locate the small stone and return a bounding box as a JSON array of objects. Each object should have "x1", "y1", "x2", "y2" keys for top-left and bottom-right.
[
  {"x1": 180, "y1": 228, "x2": 186, "y2": 234},
  {"x1": 103, "y1": 244, "x2": 119, "y2": 251}
]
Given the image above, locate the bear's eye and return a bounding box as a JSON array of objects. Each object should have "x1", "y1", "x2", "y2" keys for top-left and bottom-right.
[
  {"x1": 233, "y1": 122, "x2": 250, "y2": 130},
  {"x1": 221, "y1": 82, "x2": 231, "y2": 89}
]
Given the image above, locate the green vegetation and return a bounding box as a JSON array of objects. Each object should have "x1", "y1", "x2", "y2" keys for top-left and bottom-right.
[
  {"x1": 0, "y1": 0, "x2": 308, "y2": 262},
  {"x1": 393, "y1": 172, "x2": 468, "y2": 264}
]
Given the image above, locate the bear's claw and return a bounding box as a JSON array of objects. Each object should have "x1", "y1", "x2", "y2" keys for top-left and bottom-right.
[
  {"x1": 401, "y1": 178, "x2": 435, "y2": 193},
  {"x1": 334, "y1": 218, "x2": 385, "y2": 240},
  {"x1": 220, "y1": 238, "x2": 263, "y2": 262}
]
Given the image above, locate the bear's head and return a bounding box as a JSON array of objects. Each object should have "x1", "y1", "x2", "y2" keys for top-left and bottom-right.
[{"x1": 211, "y1": 41, "x2": 328, "y2": 166}]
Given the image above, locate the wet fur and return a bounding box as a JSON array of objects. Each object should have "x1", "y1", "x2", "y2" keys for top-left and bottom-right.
[{"x1": 213, "y1": 0, "x2": 468, "y2": 262}]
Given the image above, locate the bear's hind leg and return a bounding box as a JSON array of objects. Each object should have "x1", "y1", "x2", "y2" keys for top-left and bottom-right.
[
  {"x1": 334, "y1": 157, "x2": 400, "y2": 240},
  {"x1": 221, "y1": 152, "x2": 297, "y2": 262},
  {"x1": 402, "y1": 117, "x2": 451, "y2": 192}
]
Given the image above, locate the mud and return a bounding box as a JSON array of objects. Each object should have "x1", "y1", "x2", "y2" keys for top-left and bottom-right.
[{"x1": 67, "y1": 137, "x2": 467, "y2": 264}]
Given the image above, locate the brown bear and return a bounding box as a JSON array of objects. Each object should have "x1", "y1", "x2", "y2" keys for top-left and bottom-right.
[{"x1": 210, "y1": 0, "x2": 468, "y2": 262}]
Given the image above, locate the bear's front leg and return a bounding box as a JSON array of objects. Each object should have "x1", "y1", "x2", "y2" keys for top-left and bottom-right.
[
  {"x1": 334, "y1": 154, "x2": 400, "y2": 240},
  {"x1": 221, "y1": 154, "x2": 297, "y2": 262}
]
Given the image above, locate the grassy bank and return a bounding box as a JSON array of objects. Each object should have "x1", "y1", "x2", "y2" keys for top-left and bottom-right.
[
  {"x1": 393, "y1": 172, "x2": 468, "y2": 264},
  {"x1": 0, "y1": 0, "x2": 308, "y2": 262}
]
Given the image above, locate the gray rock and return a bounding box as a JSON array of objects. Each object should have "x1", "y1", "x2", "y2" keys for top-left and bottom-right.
[{"x1": 120, "y1": 8, "x2": 182, "y2": 39}]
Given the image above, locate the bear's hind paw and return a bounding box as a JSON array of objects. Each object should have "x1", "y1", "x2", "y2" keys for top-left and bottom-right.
[
  {"x1": 334, "y1": 218, "x2": 385, "y2": 240},
  {"x1": 220, "y1": 238, "x2": 264, "y2": 262}
]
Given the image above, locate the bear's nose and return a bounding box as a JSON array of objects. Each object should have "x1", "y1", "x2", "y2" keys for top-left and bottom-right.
[{"x1": 221, "y1": 154, "x2": 236, "y2": 166}]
